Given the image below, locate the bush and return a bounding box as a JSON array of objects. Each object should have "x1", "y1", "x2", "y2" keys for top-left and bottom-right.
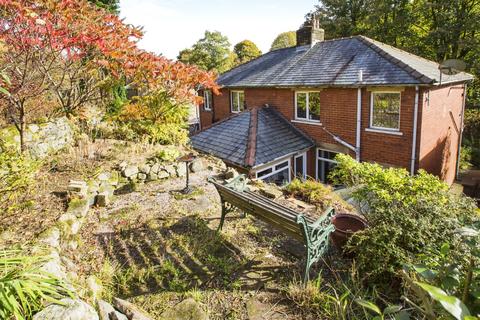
[
  {"x1": 0, "y1": 249, "x2": 72, "y2": 319},
  {"x1": 154, "y1": 146, "x2": 181, "y2": 163},
  {"x1": 330, "y1": 155, "x2": 479, "y2": 286},
  {"x1": 284, "y1": 178, "x2": 352, "y2": 211},
  {"x1": 0, "y1": 143, "x2": 40, "y2": 212}
]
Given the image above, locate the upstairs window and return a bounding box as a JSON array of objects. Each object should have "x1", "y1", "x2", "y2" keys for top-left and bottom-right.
[
  {"x1": 370, "y1": 92, "x2": 401, "y2": 131},
  {"x1": 231, "y1": 90, "x2": 245, "y2": 113},
  {"x1": 203, "y1": 90, "x2": 212, "y2": 110},
  {"x1": 295, "y1": 91, "x2": 320, "y2": 121}
]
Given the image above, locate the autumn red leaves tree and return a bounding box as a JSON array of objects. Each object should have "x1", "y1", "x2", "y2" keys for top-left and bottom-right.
[{"x1": 0, "y1": 0, "x2": 218, "y2": 151}]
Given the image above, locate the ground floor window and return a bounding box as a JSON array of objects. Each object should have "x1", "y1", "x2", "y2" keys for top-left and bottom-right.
[
  {"x1": 255, "y1": 159, "x2": 290, "y2": 185},
  {"x1": 294, "y1": 153, "x2": 306, "y2": 180},
  {"x1": 316, "y1": 149, "x2": 339, "y2": 183}
]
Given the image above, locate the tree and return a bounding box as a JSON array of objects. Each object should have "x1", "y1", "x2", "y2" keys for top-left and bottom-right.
[
  {"x1": 178, "y1": 31, "x2": 236, "y2": 73},
  {"x1": 88, "y1": 0, "x2": 119, "y2": 13},
  {"x1": 233, "y1": 40, "x2": 262, "y2": 64},
  {"x1": 0, "y1": 0, "x2": 218, "y2": 152},
  {"x1": 270, "y1": 31, "x2": 296, "y2": 51}
]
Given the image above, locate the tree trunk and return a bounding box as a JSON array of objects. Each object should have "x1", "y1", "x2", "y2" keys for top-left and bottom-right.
[{"x1": 18, "y1": 103, "x2": 26, "y2": 153}]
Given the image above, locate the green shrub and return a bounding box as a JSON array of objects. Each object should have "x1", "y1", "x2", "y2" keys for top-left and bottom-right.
[
  {"x1": 0, "y1": 143, "x2": 40, "y2": 212},
  {"x1": 0, "y1": 249, "x2": 72, "y2": 319},
  {"x1": 285, "y1": 178, "x2": 352, "y2": 211},
  {"x1": 330, "y1": 154, "x2": 479, "y2": 286},
  {"x1": 154, "y1": 146, "x2": 181, "y2": 163}
]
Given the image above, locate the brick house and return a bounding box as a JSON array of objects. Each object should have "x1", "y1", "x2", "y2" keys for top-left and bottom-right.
[{"x1": 191, "y1": 18, "x2": 473, "y2": 185}]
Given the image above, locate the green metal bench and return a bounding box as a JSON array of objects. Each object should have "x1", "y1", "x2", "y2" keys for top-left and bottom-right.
[{"x1": 209, "y1": 174, "x2": 335, "y2": 283}]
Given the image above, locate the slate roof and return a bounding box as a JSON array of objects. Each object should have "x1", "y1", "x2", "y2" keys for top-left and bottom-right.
[
  {"x1": 190, "y1": 107, "x2": 314, "y2": 168},
  {"x1": 218, "y1": 35, "x2": 473, "y2": 88}
]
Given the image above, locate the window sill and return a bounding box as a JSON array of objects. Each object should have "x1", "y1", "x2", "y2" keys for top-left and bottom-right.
[
  {"x1": 292, "y1": 119, "x2": 322, "y2": 126},
  {"x1": 203, "y1": 109, "x2": 212, "y2": 112},
  {"x1": 365, "y1": 128, "x2": 403, "y2": 136}
]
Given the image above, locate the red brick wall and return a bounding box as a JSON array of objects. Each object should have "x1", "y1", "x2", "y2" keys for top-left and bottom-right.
[
  {"x1": 418, "y1": 84, "x2": 465, "y2": 184},
  {"x1": 203, "y1": 86, "x2": 463, "y2": 183}
]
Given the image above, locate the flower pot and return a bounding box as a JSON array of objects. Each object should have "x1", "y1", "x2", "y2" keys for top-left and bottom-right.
[{"x1": 331, "y1": 213, "x2": 367, "y2": 251}]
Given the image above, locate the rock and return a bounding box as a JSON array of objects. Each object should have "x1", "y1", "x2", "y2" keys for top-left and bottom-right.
[
  {"x1": 139, "y1": 164, "x2": 151, "y2": 174},
  {"x1": 118, "y1": 161, "x2": 128, "y2": 171},
  {"x1": 33, "y1": 298, "x2": 99, "y2": 320},
  {"x1": 189, "y1": 159, "x2": 204, "y2": 173},
  {"x1": 109, "y1": 311, "x2": 128, "y2": 320},
  {"x1": 150, "y1": 163, "x2": 160, "y2": 174},
  {"x1": 259, "y1": 184, "x2": 283, "y2": 199},
  {"x1": 147, "y1": 172, "x2": 158, "y2": 181},
  {"x1": 86, "y1": 276, "x2": 102, "y2": 302},
  {"x1": 224, "y1": 168, "x2": 238, "y2": 179},
  {"x1": 68, "y1": 180, "x2": 88, "y2": 197},
  {"x1": 160, "y1": 298, "x2": 208, "y2": 320},
  {"x1": 67, "y1": 198, "x2": 90, "y2": 218},
  {"x1": 97, "y1": 300, "x2": 115, "y2": 320},
  {"x1": 97, "y1": 172, "x2": 110, "y2": 182},
  {"x1": 112, "y1": 297, "x2": 152, "y2": 320},
  {"x1": 246, "y1": 297, "x2": 283, "y2": 320},
  {"x1": 164, "y1": 165, "x2": 176, "y2": 177},
  {"x1": 39, "y1": 250, "x2": 68, "y2": 283},
  {"x1": 137, "y1": 173, "x2": 147, "y2": 180},
  {"x1": 58, "y1": 213, "x2": 82, "y2": 235},
  {"x1": 157, "y1": 170, "x2": 170, "y2": 179},
  {"x1": 95, "y1": 192, "x2": 110, "y2": 207},
  {"x1": 122, "y1": 166, "x2": 138, "y2": 178},
  {"x1": 176, "y1": 164, "x2": 187, "y2": 177},
  {"x1": 38, "y1": 227, "x2": 60, "y2": 248}
]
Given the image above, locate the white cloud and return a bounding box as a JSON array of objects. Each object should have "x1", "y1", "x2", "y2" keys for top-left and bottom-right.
[{"x1": 120, "y1": 0, "x2": 316, "y2": 59}]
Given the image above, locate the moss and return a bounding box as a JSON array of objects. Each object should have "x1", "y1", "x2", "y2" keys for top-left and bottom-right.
[
  {"x1": 68, "y1": 198, "x2": 88, "y2": 211},
  {"x1": 172, "y1": 187, "x2": 204, "y2": 200}
]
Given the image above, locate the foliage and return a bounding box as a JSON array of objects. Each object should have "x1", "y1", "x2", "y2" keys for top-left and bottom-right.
[
  {"x1": 285, "y1": 178, "x2": 351, "y2": 211},
  {"x1": 460, "y1": 146, "x2": 473, "y2": 170},
  {"x1": 270, "y1": 31, "x2": 296, "y2": 51},
  {"x1": 0, "y1": 142, "x2": 40, "y2": 213},
  {"x1": 0, "y1": 0, "x2": 218, "y2": 151},
  {"x1": 233, "y1": 40, "x2": 262, "y2": 65},
  {"x1": 463, "y1": 109, "x2": 480, "y2": 168},
  {"x1": 311, "y1": 0, "x2": 480, "y2": 107},
  {"x1": 0, "y1": 249, "x2": 73, "y2": 320},
  {"x1": 155, "y1": 147, "x2": 181, "y2": 163},
  {"x1": 178, "y1": 31, "x2": 236, "y2": 73},
  {"x1": 330, "y1": 154, "x2": 479, "y2": 285},
  {"x1": 88, "y1": 0, "x2": 119, "y2": 13}
]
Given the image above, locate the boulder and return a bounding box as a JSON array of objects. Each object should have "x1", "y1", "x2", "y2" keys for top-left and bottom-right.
[
  {"x1": 157, "y1": 170, "x2": 170, "y2": 179},
  {"x1": 164, "y1": 165, "x2": 176, "y2": 177},
  {"x1": 68, "y1": 180, "x2": 88, "y2": 197},
  {"x1": 160, "y1": 298, "x2": 208, "y2": 320},
  {"x1": 38, "y1": 227, "x2": 60, "y2": 249},
  {"x1": 33, "y1": 298, "x2": 98, "y2": 320},
  {"x1": 189, "y1": 159, "x2": 204, "y2": 173},
  {"x1": 139, "y1": 164, "x2": 151, "y2": 174},
  {"x1": 97, "y1": 301, "x2": 128, "y2": 320},
  {"x1": 58, "y1": 213, "x2": 82, "y2": 235},
  {"x1": 122, "y1": 166, "x2": 138, "y2": 178},
  {"x1": 112, "y1": 298, "x2": 152, "y2": 320},
  {"x1": 150, "y1": 163, "x2": 160, "y2": 174},
  {"x1": 176, "y1": 164, "x2": 187, "y2": 177}
]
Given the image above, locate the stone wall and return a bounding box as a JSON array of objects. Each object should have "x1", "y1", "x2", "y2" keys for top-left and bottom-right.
[{"x1": 1, "y1": 117, "x2": 74, "y2": 158}]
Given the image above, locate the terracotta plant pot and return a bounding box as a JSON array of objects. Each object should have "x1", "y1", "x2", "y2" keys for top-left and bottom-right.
[{"x1": 331, "y1": 214, "x2": 367, "y2": 251}]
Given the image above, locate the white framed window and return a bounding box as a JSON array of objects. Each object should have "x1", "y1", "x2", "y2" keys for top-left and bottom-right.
[
  {"x1": 294, "y1": 153, "x2": 307, "y2": 180},
  {"x1": 255, "y1": 159, "x2": 291, "y2": 185},
  {"x1": 203, "y1": 90, "x2": 212, "y2": 111},
  {"x1": 370, "y1": 91, "x2": 401, "y2": 131},
  {"x1": 316, "y1": 149, "x2": 339, "y2": 183},
  {"x1": 231, "y1": 90, "x2": 245, "y2": 113},
  {"x1": 295, "y1": 91, "x2": 321, "y2": 122}
]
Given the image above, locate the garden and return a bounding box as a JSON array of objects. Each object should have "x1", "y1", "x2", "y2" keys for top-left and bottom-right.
[{"x1": 1, "y1": 1, "x2": 479, "y2": 320}]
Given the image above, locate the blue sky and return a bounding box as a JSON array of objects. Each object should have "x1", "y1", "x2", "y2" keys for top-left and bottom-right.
[{"x1": 120, "y1": 0, "x2": 317, "y2": 59}]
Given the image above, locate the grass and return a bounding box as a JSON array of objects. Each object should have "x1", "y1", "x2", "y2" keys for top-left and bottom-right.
[{"x1": 172, "y1": 187, "x2": 205, "y2": 200}]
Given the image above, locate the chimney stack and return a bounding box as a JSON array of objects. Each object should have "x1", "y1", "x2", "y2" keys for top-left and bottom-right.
[{"x1": 296, "y1": 15, "x2": 324, "y2": 47}]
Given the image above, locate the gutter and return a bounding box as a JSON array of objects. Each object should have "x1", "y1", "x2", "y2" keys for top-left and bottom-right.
[
  {"x1": 456, "y1": 83, "x2": 467, "y2": 179},
  {"x1": 410, "y1": 86, "x2": 419, "y2": 175},
  {"x1": 356, "y1": 87, "x2": 362, "y2": 161}
]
